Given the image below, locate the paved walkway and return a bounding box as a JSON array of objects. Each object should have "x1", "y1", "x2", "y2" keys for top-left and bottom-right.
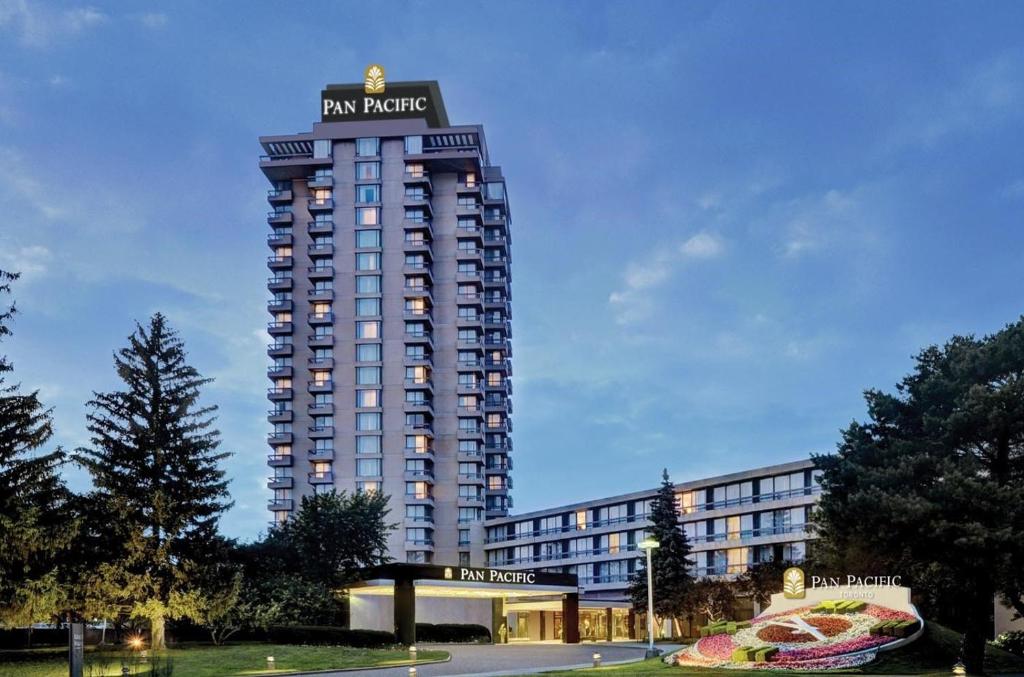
[{"x1": 297, "y1": 642, "x2": 656, "y2": 677}]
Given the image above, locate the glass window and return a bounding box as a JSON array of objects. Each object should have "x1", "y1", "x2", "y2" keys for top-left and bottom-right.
[
  {"x1": 355, "y1": 137, "x2": 379, "y2": 157},
  {"x1": 313, "y1": 139, "x2": 332, "y2": 159},
  {"x1": 356, "y1": 275, "x2": 381, "y2": 293},
  {"x1": 355, "y1": 321, "x2": 380, "y2": 339},
  {"x1": 356, "y1": 458, "x2": 381, "y2": 477},
  {"x1": 356, "y1": 343, "x2": 381, "y2": 361},
  {"x1": 356, "y1": 184, "x2": 380, "y2": 204},
  {"x1": 356, "y1": 389, "x2": 380, "y2": 407},
  {"x1": 356, "y1": 435, "x2": 381, "y2": 454},
  {"x1": 356, "y1": 412, "x2": 381, "y2": 431},
  {"x1": 355, "y1": 298, "x2": 380, "y2": 316},
  {"x1": 356, "y1": 229, "x2": 381, "y2": 248},
  {"x1": 355, "y1": 366, "x2": 381, "y2": 385},
  {"x1": 404, "y1": 136, "x2": 422, "y2": 154},
  {"x1": 356, "y1": 207, "x2": 379, "y2": 225},
  {"x1": 356, "y1": 252, "x2": 380, "y2": 271},
  {"x1": 355, "y1": 162, "x2": 380, "y2": 180}
]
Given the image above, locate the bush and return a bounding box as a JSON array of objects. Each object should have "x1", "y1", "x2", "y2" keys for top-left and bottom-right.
[
  {"x1": 266, "y1": 625, "x2": 395, "y2": 647},
  {"x1": 415, "y1": 623, "x2": 490, "y2": 643},
  {"x1": 994, "y1": 630, "x2": 1024, "y2": 657}
]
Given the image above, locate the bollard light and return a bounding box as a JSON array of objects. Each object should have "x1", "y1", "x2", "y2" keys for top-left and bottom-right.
[
  {"x1": 267, "y1": 655, "x2": 276, "y2": 670},
  {"x1": 121, "y1": 667, "x2": 130, "y2": 677},
  {"x1": 953, "y1": 662, "x2": 966, "y2": 676},
  {"x1": 593, "y1": 652, "x2": 602, "y2": 667},
  {"x1": 409, "y1": 667, "x2": 417, "y2": 677},
  {"x1": 409, "y1": 645, "x2": 418, "y2": 661}
]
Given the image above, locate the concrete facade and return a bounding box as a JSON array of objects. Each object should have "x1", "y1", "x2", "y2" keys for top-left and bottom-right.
[{"x1": 261, "y1": 86, "x2": 513, "y2": 566}]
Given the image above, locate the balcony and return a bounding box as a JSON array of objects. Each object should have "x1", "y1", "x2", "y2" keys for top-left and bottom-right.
[
  {"x1": 267, "y1": 499, "x2": 293, "y2": 511},
  {"x1": 403, "y1": 286, "x2": 433, "y2": 304},
  {"x1": 267, "y1": 230, "x2": 293, "y2": 247},
  {"x1": 456, "y1": 337, "x2": 483, "y2": 351},
  {"x1": 455, "y1": 269, "x2": 481, "y2": 284},
  {"x1": 267, "y1": 211, "x2": 293, "y2": 225},
  {"x1": 268, "y1": 298, "x2": 293, "y2": 313},
  {"x1": 403, "y1": 310, "x2": 433, "y2": 325},
  {"x1": 404, "y1": 423, "x2": 434, "y2": 436},
  {"x1": 457, "y1": 428, "x2": 484, "y2": 441},
  {"x1": 308, "y1": 312, "x2": 334, "y2": 325},
  {"x1": 267, "y1": 342, "x2": 293, "y2": 357},
  {"x1": 308, "y1": 198, "x2": 334, "y2": 212},
  {"x1": 403, "y1": 169, "x2": 431, "y2": 188},
  {"x1": 457, "y1": 181, "x2": 482, "y2": 196},
  {"x1": 267, "y1": 453, "x2": 293, "y2": 467},
  {"x1": 403, "y1": 399, "x2": 433, "y2": 414},
  {"x1": 456, "y1": 247, "x2": 483, "y2": 263},
  {"x1": 307, "y1": 174, "x2": 334, "y2": 189},
  {"x1": 405, "y1": 493, "x2": 434, "y2": 504},
  {"x1": 404, "y1": 469, "x2": 435, "y2": 482},
  {"x1": 402, "y1": 261, "x2": 432, "y2": 276},
  {"x1": 308, "y1": 471, "x2": 335, "y2": 485},
  {"x1": 267, "y1": 476, "x2": 293, "y2": 490},
  {"x1": 457, "y1": 449, "x2": 483, "y2": 461},
  {"x1": 308, "y1": 448, "x2": 334, "y2": 462},
  {"x1": 267, "y1": 432, "x2": 293, "y2": 446},
  {"x1": 308, "y1": 356, "x2": 334, "y2": 369},
  {"x1": 308, "y1": 403, "x2": 334, "y2": 416},
  {"x1": 458, "y1": 495, "x2": 485, "y2": 508},
  {"x1": 456, "y1": 203, "x2": 483, "y2": 218},
  {"x1": 267, "y1": 387, "x2": 293, "y2": 401},
  {"x1": 456, "y1": 315, "x2": 481, "y2": 328},
  {"x1": 267, "y1": 277, "x2": 293, "y2": 292},
  {"x1": 307, "y1": 334, "x2": 334, "y2": 348},
  {"x1": 308, "y1": 425, "x2": 334, "y2": 439},
  {"x1": 267, "y1": 255, "x2": 293, "y2": 270},
  {"x1": 308, "y1": 288, "x2": 334, "y2": 303},
  {"x1": 485, "y1": 439, "x2": 513, "y2": 452},
  {"x1": 457, "y1": 381, "x2": 483, "y2": 395},
  {"x1": 403, "y1": 238, "x2": 431, "y2": 255},
  {"x1": 267, "y1": 189, "x2": 292, "y2": 203},
  {"x1": 267, "y1": 408, "x2": 293, "y2": 424},
  {"x1": 267, "y1": 321, "x2": 293, "y2": 335},
  {"x1": 459, "y1": 472, "x2": 485, "y2": 483},
  {"x1": 403, "y1": 331, "x2": 433, "y2": 347},
  {"x1": 404, "y1": 446, "x2": 435, "y2": 459},
  {"x1": 308, "y1": 381, "x2": 334, "y2": 394},
  {"x1": 308, "y1": 243, "x2": 335, "y2": 257},
  {"x1": 308, "y1": 265, "x2": 335, "y2": 280},
  {"x1": 457, "y1": 359, "x2": 484, "y2": 374},
  {"x1": 267, "y1": 365, "x2": 293, "y2": 379},
  {"x1": 308, "y1": 220, "x2": 334, "y2": 235},
  {"x1": 403, "y1": 378, "x2": 434, "y2": 392}
]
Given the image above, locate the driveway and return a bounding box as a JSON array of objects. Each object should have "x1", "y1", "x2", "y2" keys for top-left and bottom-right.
[{"x1": 298, "y1": 642, "x2": 652, "y2": 677}]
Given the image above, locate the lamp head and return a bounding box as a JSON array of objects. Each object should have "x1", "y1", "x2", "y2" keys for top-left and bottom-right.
[{"x1": 639, "y1": 537, "x2": 661, "y2": 550}]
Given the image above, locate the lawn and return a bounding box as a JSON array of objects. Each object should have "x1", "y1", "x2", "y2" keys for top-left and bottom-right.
[
  {"x1": 0, "y1": 643, "x2": 449, "y2": 677},
  {"x1": 513, "y1": 621, "x2": 1024, "y2": 676}
]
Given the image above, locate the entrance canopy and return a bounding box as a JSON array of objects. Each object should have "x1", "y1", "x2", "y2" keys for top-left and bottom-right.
[{"x1": 345, "y1": 563, "x2": 581, "y2": 645}]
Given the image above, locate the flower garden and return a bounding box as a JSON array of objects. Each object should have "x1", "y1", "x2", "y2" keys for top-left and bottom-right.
[{"x1": 672, "y1": 600, "x2": 922, "y2": 670}]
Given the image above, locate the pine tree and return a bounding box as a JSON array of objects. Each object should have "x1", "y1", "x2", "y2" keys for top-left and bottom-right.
[
  {"x1": 629, "y1": 468, "x2": 694, "y2": 637},
  {"x1": 75, "y1": 313, "x2": 232, "y2": 649},
  {"x1": 0, "y1": 268, "x2": 75, "y2": 641}
]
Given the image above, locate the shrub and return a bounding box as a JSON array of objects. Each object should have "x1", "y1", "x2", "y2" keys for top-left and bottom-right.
[
  {"x1": 994, "y1": 630, "x2": 1024, "y2": 657},
  {"x1": 415, "y1": 623, "x2": 490, "y2": 643},
  {"x1": 266, "y1": 625, "x2": 395, "y2": 647}
]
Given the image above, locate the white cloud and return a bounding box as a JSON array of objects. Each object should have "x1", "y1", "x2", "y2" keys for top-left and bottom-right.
[
  {"x1": 137, "y1": 12, "x2": 167, "y2": 28},
  {"x1": 0, "y1": 1, "x2": 107, "y2": 47},
  {"x1": 1003, "y1": 178, "x2": 1024, "y2": 199},
  {"x1": 609, "y1": 231, "x2": 724, "y2": 323},
  {"x1": 779, "y1": 189, "x2": 858, "y2": 260},
  {"x1": 0, "y1": 244, "x2": 51, "y2": 280}
]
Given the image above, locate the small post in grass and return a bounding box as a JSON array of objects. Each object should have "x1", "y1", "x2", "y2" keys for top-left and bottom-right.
[
  {"x1": 953, "y1": 662, "x2": 966, "y2": 676},
  {"x1": 409, "y1": 645, "x2": 417, "y2": 661},
  {"x1": 267, "y1": 655, "x2": 276, "y2": 670},
  {"x1": 593, "y1": 652, "x2": 602, "y2": 667},
  {"x1": 408, "y1": 667, "x2": 417, "y2": 677}
]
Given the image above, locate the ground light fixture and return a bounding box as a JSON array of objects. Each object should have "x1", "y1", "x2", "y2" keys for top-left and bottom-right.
[
  {"x1": 267, "y1": 655, "x2": 275, "y2": 670},
  {"x1": 409, "y1": 645, "x2": 417, "y2": 661},
  {"x1": 638, "y1": 536, "x2": 661, "y2": 656},
  {"x1": 592, "y1": 652, "x2": 602, "y2": 667},
  {"x1": 953, "y1": 661, "x2": 966, "y2": 676}
]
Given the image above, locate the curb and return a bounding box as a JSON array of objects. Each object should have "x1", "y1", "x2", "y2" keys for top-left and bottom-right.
[{"x1": 279, "y1": 655, "x2": 452, "y2": 676}]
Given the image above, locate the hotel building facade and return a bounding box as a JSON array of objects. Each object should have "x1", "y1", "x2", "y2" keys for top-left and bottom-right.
[{"x1": 261, "y1": 78, "x2": 513, "y2": 566}]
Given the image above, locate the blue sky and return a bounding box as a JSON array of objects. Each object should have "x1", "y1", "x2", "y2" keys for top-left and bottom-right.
[{"x1": 2, "y1": 1, "x2": 1022, "y2": 541}]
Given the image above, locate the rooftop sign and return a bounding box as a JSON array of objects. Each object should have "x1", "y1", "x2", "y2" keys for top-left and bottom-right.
[{"x1": 321, "y1": 65, "x2": 450, "y2": 128}]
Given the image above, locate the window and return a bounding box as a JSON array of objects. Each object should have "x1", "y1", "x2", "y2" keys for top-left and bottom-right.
[
  {"x1": 313, "y1": 139, "x2": 332, "y2": 159},
  {"x1": 356, "y1": 343, "x2": 381, "y2": 362},
  {"x1": 485, "y1": 182, "x2": 504, "y2": 200},
  {"x1": 356, "y1": 435, "x2": 381, "y2": 454},
  {"x1": 355, "y1": 366, "x2": 381, "y2": 385},
  {"x1": 355, "y1": 252, "x2": 380, "y2": 271},
  {"x1": 405, "y1": 435, "x2": 429, "y2": 453},
  {"x1": 355, "y1": 321, "x2": 380, "y2": 339},
  {"x1": 355, "y1": 298, "x2": 380, "y2": 316},
  {"x1": 356, "y1": 207, "x2": 379, "y2": 225},
  {"x1": 356, "y1": 275, "x2": 381, "y2": 293},
  {"x1": 404, "y1": 136, "x2": 422, "y2": 154},
  {"x1": 356, "y1": 412, "x2": 381, "y2": 431},
  {"x1": 355, "y1": 162, "x2": 380, "y2": 180},
  {"x1": 575, "y1": 510, "x2": 587, "y2": 530},
  {"x1": 355, "y1": 137, "x2": 379, "y2": 157},
  {"x1": 356, "y1": 458, "x2": 381, "y2": 477},
  {"x1": 356, "y1": 184, "x2": 380, "y2": 204},
  {"x1": 355, "y1": 229, "x2": 381, "y2": 248},
  {"x1": 356, "y1": 389, "x2": 380, "y2": 407},
  {"x1": 458, "y1": 440, "x2": 479, "y2": 453},
  {"x1": 459, "y1": 507, "x2": 479, "y2": 523},
  {"x1": 406, "y1": 482, "x2": 430, "y2": 499},
  {"x1": 357, "y1": 480, "x2": 380, "y2": 494}
]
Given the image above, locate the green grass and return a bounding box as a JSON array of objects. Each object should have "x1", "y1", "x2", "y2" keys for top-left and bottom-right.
[
  {"x1": 0, "y1": 643, "x2": 449, "y2": 677},
  {"x1": 513, "y1": 621, "x2": 1024, "y2": 676}
]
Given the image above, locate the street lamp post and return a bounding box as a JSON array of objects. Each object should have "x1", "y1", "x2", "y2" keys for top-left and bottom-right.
[{"x1": 638, "y1": 536, "x2": 660, "y2": 656}]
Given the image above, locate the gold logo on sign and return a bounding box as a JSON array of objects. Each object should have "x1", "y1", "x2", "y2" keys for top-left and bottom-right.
[
  {"x1": 443, "y1": 567, "x2": 453, "y2": 580},
  {"x1": 783, "y1": 567, "x2": 806, "y2": 599},
  {"x1": 364, "y1": 64, "x2": 386, "y2": 94}
]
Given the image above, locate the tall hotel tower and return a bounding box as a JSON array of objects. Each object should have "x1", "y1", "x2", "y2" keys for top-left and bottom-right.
[{"x1": 261, "y1": 72, "x2": 513, "y2": 565}]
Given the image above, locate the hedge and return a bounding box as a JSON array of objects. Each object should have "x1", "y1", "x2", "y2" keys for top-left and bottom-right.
[
  {"x1": 415, "y1": 623, "x2": 490, "y2": 643},
  {"x1": 266, "y1": 625, "x2": 396, "y2": 647}
]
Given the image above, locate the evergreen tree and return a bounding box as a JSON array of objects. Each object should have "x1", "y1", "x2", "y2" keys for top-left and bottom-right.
[
  {"x1": 0, "y1": 269, "x2": 75, "y2": 642},
  {"x1": 813, "y1": 318, "x2": 1024, "y2": 675},
  {"x1": 629, "y1": 469, "x2": 694, "y2": 636},
  {"x1": 75, "y1": 313, "x2": 231, "y2": 649}
]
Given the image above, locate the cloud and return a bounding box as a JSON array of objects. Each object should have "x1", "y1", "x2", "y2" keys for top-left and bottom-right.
[
  {"x1": 0, "y1": 1, "x2": 107, "y2": 47},
  {"x1": 1003, "y1": 178, "x2": 1024, "y2": 200},
  {"x1": 0, "y1": 244, "x2": 51, "y2": 281},
  {"x1": 779, "y1": 189, "x2": 859, "y2": 259},
  {"x1": 608, "y1": 231, "x2": 724, "y2": 323},
  {"x1": 137, "y1": 12, "x2": 167, "y2": 28}
]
